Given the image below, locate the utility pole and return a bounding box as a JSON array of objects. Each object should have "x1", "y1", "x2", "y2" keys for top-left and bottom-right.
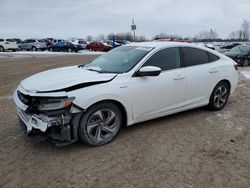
[{"x1": 131, "y1": 18, "x2": 136, "y2": 41}]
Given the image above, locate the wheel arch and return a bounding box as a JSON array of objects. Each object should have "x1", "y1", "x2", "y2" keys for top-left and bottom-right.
[
  {"x1": 209, "y1": 79, "x2": 232, "y2": 99},
  {"x1": 79, "y1": 98, "x2": 129, "y2": 127},
  {"x1": 217, "y1": 79, "x2": 231, "y2": 92}
]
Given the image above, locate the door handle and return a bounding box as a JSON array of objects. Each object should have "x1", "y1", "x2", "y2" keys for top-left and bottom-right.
[
  {"x1": 209, "y1": 69, "x2": 218, "y2": 73},
  {"x1": 173, "y1": 75, "x2": 185, "y2": 80}
]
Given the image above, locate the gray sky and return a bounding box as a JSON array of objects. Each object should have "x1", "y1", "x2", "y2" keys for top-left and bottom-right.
[{"x1": 0, "y1": 0, "x2": 250, "y2": 39}]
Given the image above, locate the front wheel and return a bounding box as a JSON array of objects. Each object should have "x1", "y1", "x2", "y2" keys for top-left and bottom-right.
[
  {"x1": 78, "y1": 102, "x2": 122, "y2": 146},
  {"x1": 0, "y1": 46, "x2": 5, "y2": 52},
  {"x1": 208, "y1": 81, "x2": 230, "y2": 111}
]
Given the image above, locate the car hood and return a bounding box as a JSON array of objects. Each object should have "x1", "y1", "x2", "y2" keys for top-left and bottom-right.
[
  {"x1": 225, "y1": 52, "x2": 247, "y2": 58},
  {"x1": 20, "y1": 66, "x2": 117, "y2": 93}
]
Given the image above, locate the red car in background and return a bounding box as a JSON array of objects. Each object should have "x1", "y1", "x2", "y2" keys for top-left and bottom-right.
[{"x1": 86, "y1": 42, "x2": 112, "y2": 52}]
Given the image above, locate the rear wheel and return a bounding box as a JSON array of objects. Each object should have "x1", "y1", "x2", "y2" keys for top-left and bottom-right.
[
  {"x1": 0, "y1": 46, "x2": 5, "y2": 52},
  {"x1": 68, "y1": 48, "x2": 72, "y2": 53},
  {"x1": 78, "y1": 102, "x2": 122, "y2": 146},
  {"x1": 243, "y1": 59, "x2": 249, "y2": 66},
  {"x1": 49, "y1": 47, "x2": 54, "y2": 52},
  {"x1": 208, "y1": 81, "x2": 230, "y2": 111}
]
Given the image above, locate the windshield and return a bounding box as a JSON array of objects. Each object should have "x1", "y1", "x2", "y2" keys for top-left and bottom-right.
[
  {"x1": 230, "y1": 46, "x2": 250, "y2": 53},
  {"x1": 84, "y1": 46, "x2": 153, "y2": 73}
]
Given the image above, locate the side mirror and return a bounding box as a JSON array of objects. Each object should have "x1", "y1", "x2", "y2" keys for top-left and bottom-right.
[{"x1": 136, "y1": 66, "x2": 161, "y2": 77}]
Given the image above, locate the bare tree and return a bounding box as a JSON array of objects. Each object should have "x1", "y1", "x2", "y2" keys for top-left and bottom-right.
[
  {"x1": 97, "y1": 34, "x2": 106, "y2": 41},
  {"x1": 153, "y1": 33, "x2": 181, "y2": 40},
  {"x1": 241, "y1": 20, "x2": 250, "y2": 40},
  {"x1": 86, "y1": 35, "x2": 92, "y2": 41},
  {"x1": 228, "y1": 20, "x2": 249, "y2": 41},
  {"x1": 228, "y1": 31, "x2": 238, "y2": 39},
  {"x1": 195, "y1": 29, "x2": 218, "y2": 41},
  {"x1": 107, "y1": 33, "x2": 115, "y2": 40},
  {"x1": 209, "y1": 29, "x2": 219, "y2": 39}
]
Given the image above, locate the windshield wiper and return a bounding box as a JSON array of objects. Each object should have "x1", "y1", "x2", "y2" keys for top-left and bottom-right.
[{"x1": 84, "y1": 66, "x2": 103, "y2": 73}]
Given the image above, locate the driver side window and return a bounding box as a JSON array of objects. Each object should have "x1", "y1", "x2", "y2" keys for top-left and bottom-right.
[{"x1": 143, "y1": 47, "x2": 181, "y2": 71}]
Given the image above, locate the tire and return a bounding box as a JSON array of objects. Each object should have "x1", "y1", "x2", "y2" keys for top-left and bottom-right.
[
  {"x1": 78, "y1": 102, "x2": 122, "y2": 146},
  {"x1": 31, "y1": 46, "x2": 37, "y2": 51},
  {"x1": 49, "y1": 47, "x2": 53, "y2": 52},
  {"x1": 12, "y1": 49, "x2": 17, "y2": 52},
  {"x1": 243, "y1": 59, "x2": 249, "y2": 66},
  {"x1": 208, "y1": 81, "x2": 230, "y2": 111},
  {"x1": 0, "y1": 46, "x2": 5, "y2": 52},
  {"x1": 68, "y1": 48, "x2": 72, "y2": 53}
]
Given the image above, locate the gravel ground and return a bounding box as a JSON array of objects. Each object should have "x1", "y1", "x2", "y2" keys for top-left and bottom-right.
[{"x1": 0, "y1": 55, "x2": 249, "y2": 188}]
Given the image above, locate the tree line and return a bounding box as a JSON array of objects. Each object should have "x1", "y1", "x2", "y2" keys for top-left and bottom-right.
[{"x1": 85, "y1": 19, "x2": 250, "y2": 42}]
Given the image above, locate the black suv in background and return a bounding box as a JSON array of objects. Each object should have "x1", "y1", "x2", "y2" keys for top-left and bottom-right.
[{"x1": 225, "y1": 45, "x2": 250, "y2": 66}]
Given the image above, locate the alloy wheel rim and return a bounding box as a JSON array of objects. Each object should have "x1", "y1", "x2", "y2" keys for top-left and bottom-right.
[
  {"x1": 214, "y1": 86, "x2": 228, "y2": 108},
  {"x1": 86, "y1": 109, "x2": 118, "y2": 143}
]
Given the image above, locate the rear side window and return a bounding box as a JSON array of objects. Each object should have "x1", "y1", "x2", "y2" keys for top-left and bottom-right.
[
  {"x1": 183, "y1": 47, "x2": 210, "y2": 66},
  {"x1": 6, "y1": 39, "x2": 15, "y2": 42},
  {"x1": 0, "y1": 39, "x2": 4, "y2": 42},
  {"x1": 143, "y1": 47, "x2": 181, "y2": 71},
  {"x1": 207, "y1": 52, "x2": 220, "y2": 62}
]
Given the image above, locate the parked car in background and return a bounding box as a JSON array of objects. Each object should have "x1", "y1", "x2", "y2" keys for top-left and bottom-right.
[
  {"x1": 106, "y1": 40, "x2": 121, "y2": 48},
  {"x1": 115, "y1": 40, "x2": 131, "y2": 45},
  {"x1": 52, "y1": 39, "x2": 65, "y2": 45},
  {"x1": 204, "y1": 43, "x2": 215, "y2": 50},
  {"x1": 86, "y1": 42, "x2": 112, "y2": 52},
  {"x1": 48, "y1": 41, "x2": 83, "y2": 52},
  {"x1": 217, "y1": 43, "x2": 242, "y2": 54},
  {"x1": 13, "y1": 42, "x2": 238, "y2": 146},
  {"x1": 12, "y1": 38, "x2": 23, "y2": 44},
  {"x1": 19, "y1": 39, "x2": 47, "y2": 51},
  {"x1": 220, "y1": 42, "x2": 242, "y2": 50},
  {"x1": 43, "y1": 38, "x2": 54, "y2": 46},
  {"x1": 0, "y1": 38, "x2": 19, "y2": 52},
  {"x1": 195, "y1": 43, "x2": 215, "y2": 50},
  {"x1": 225, "y1": 45, "x2": 250, "y2": 66},
  {"x1": 69, "y1": 38, "x2": 88, "y2": 49}
]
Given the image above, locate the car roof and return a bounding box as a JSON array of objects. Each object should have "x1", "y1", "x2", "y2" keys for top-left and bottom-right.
[
  {"x1": 126, "y1": 42, "x2": 225, "y2": 57},
  {"x1": 126, "y1": 42, "x2": 199, "y2": 48}
]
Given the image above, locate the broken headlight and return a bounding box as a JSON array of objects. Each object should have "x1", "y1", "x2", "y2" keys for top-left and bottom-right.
[{"x1": 37, "y1": 97, "x2": 75, "y2": 111}]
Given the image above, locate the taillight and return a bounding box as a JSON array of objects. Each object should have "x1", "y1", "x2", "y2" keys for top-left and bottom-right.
[{"x1": 234, "y1": 64, "x2": 238, "y2": 71}]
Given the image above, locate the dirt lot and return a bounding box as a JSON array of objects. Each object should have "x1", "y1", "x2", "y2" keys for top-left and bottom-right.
[{"x1": 0, "y1": 55, "x2": 250, "y2": 188}]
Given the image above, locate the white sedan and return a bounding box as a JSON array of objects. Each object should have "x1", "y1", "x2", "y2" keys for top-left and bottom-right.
[{"x1": 13, "y1": 42, "x2": 238, "y2": 146}]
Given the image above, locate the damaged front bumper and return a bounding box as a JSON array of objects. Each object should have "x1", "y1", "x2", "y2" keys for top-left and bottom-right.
[{"x1": 13, "y1": 88, "x2": 83, "y2": 146}]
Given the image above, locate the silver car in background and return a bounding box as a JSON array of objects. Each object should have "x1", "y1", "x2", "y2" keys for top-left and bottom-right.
[{"x1": 19, "y1": 39, "x2": 47, "y2": 51}]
